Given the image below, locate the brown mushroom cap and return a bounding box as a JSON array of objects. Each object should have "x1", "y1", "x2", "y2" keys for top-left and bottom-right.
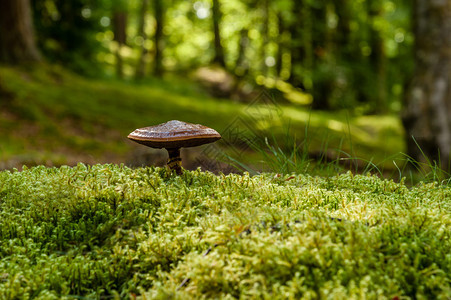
[{"x1": 127, "y1": 120, "x2": 221, "y2": 149}]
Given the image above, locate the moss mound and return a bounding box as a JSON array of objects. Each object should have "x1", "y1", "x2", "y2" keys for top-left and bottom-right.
[{"x1": 0, "y1": 165, "x2": 449, "y2": 299}]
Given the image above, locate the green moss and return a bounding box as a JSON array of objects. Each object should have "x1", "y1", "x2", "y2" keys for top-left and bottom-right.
[{"x1": 0, "y1": 165, "x2": 449, "y2": 298}]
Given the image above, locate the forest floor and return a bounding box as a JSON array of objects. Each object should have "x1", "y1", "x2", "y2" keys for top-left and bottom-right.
[
  {"x1": 0, "y1": 64, "x2": 405, "y2": 177},
  {"x1": 0, "y1": 65, "x2": 449, "y2": 298}
]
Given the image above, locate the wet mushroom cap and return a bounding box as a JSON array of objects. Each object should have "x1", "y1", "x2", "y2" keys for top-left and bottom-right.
[{"x1": 127, "y1": 120, "x2": 221, "y2": 149}]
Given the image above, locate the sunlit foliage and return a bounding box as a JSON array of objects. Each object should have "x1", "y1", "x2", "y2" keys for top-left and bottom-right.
[{"x1": 30, "y1": 0, "x2": 413, "y2": 112}]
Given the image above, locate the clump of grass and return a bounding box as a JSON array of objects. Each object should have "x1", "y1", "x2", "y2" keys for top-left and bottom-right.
[
  {"x1": 227, "y1": 120, "x2": 450, "y2": 185},
  {"x1": 0, "y1": 164, "x2": 449, "y2": 298},
  {"x1": 397, "y1": 136, "x2": 451, "y2": 185}
]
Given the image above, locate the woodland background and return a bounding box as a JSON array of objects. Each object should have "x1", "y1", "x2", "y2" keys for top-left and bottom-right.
[{"x1": 0, "y1": 0, "x2": 450, "y2": 176}]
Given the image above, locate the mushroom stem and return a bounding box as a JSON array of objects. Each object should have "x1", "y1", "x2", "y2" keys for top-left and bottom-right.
[{"x1": 166, "y1": 147, "x2": 183, "y2": 175}]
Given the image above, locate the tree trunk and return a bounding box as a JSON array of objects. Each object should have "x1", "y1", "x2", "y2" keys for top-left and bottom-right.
[
  {"x1": 368, "y1": 0, "x2": 387, "y2": 113},
  {"x1": 234, "y1": 29, "x2": 249, "y2": 77},
  {"x1": 153, "y1": 0, "x2": 164, "y2": 76},
  {"x1": 402, "y1": 0, "x2": 451, "y2": 171},
  {"x1": 0, "y1": 0, "x2": 41, "y2": 63},
  {"x1": 211, "y1": 0, "x2": 226, "y2": 68},
  {"x1": 136, "y1": 0, "x2": 149, "y2": 79},
  {"x1": 275, "y1": 13, "x2": 285, "y2": 78},
  {"x1": 260, "y1": 0, "x2": 269, "y2": 75},
  {"x1": 112, "y1": 10, "x2": 127, "y2": 78},
  {"x1": 310, "y1": 3, "x2": 330, "y2": 110},
  {"x1": 288, "y1": 0, "x2": 305, "y2": 85}
]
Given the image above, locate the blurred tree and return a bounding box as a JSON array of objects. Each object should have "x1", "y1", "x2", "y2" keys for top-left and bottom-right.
[
  {"x1": 112, "y1": 0, "x2": 127, "y2": 78},
  {"x1": 288, "y1": 0, "x2": 336, "y2": 110},
  {"x1": 32, "y1": 0, "x2": 101, "y2": 75},
  {"x1": 234, "y1": 29, "x2": 250, "y2": 77},
  {"x1": 0, "y1": 0, "x2": 41, "y2": 63},
  {"x1": 275, "y1": 11, "x2": 287, "y2": 78},
  {"x1": 368, "y1": 0, "x2": 387, "y2": 112},
  {"x1": 402, "y1": 0, "x2": 451, "y2": 170},
  {"x1": 135, "y1": 0, "x2": 149, "y2": 79},
  {"x1": 288, "y1": 0, "x2": 307, "y2": 86},
  {"x1": 212, "y1": 0, "x2": 226, "y2": 67},
  {"x1": 260, "y1": 0, "x2": 270, "y2": 75},
  {"x1": 267, "y1": 0, "x2": 291, "y2": 79},
  {"x1": 310, "y1": 2, "x2": 332, "y2": 110},
  {"x1": 153, "y1": 0, "x2": 164, "y2": 76}
]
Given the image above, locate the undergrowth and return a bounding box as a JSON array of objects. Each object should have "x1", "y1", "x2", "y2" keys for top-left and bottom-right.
[
  {"x1": 0, "y1": 164, "x2": 449, "y2": 299},
  {"x1": 0, "y1": 64, "x2": 404, "y2": 171}
]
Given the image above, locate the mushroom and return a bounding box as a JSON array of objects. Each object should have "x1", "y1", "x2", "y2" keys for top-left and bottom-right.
[{"x1": 127, "y1": 120, "x2": 221, "y2": 174}]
